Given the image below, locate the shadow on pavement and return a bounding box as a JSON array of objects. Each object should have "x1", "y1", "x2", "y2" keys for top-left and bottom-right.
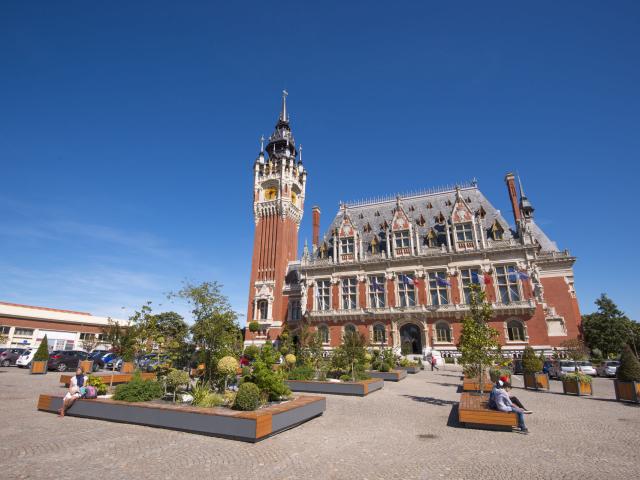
[{"x1": 402, "y1": 394, "x2": 458, "y2": 406}]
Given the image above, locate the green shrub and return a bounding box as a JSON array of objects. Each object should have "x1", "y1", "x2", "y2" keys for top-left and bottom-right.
[
  {"x1": 244, "y1": 344, "x2": 291, "y2": 401},
  {"x1": 234, "y1": 382, "x2": 262, "y2": 411},
  {"x1": 87, "y1": 375, "x2": 108, "y2": 395},
  {"x1": 617, "y1": 344, "x2": 640, "y2": 382},
  {"x1": 444, "y1": 357, "x2": 455, "y2": 364},
  {"x1": 33, "y1": 335, "x2": 49, "y2": 361},
  {"x1": 165, "y1": 369, "x2": 190, "y2": 402},
  {"x1": 241, "y1": 366, "x2": 251, "y2": 377},
  {"x1": 522, "y1": 346, "x2": 543, "y2": 374},
  {"x1": 288, "y1": 364, "x2": 315, "y2": 381},
  {"x1": 113, "y1": 372, "x2": 163, "y2": 402},
  {"x1": 248, "y1": 321, "x2": 260, "y2": 333},
  {"x1": 564, "y1": 372, "x2": 592, "y2": 384},
  {"x1": 243, "y1": 345, "x2": 260, "y2": 361},
  {"x1": 339, "y1": 374, "x2": 352, "y2": 382},
  {"x1": 489, "y1": 367, "x2": 511, "y2": 382},
  {"x1": 218, "y1": 356, "x2": 239, "y2": 375},
  {"x1": 191, "y1": 381, "x2": 224, "y2": 407}
]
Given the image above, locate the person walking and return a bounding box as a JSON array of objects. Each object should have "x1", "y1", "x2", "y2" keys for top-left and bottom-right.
[
  {"x1": 430, "y1": 356, "x2": 439, "y2": 371},
  {"x1": 59, "y1": 367, "x2": 88, "y2": 417}
]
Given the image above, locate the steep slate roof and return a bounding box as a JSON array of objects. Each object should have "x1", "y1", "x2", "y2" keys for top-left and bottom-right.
[{"x1": 318, "y1": 183, "x2": 558, "y2": 254}]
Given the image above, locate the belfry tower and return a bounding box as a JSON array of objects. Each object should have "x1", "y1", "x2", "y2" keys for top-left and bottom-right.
[{"x1": 246, "y1": 92, "x2": 307, "y2": 343}]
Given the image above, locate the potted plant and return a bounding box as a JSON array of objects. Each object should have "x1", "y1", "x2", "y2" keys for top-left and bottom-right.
[
  {"x1": 613, "y1": 344, "x2": 640, "y2": 403},
  {"x1": 522, "y1": 347, "x2": 549, "y2": 390},
  {"x1": 560, "y1": 339, "x2": 592, "y2": 395},
  {"x1": 121, "y1": 348, "x2": 135, "y2": 373},
  {"x1": 30, "y1": 335, "x2": 49, "y2": 374}
]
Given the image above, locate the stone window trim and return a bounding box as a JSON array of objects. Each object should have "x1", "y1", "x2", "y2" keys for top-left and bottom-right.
[
  {"x1": 315, "y1": 279, "x2": 332, "y2": 311},
  {"x1": 427, "y1": 270, "x2": 450, "y2": 306},
  {"x1": 317, "y1": 324, "x2": 330, "y2": 345},
  {"x1": 371, "y1": 322, "x2": 387, "y2": 344},
  {"x1": 343, "y1": 323, "x2": 357, "y2": 337},
  {"x1": 459, "y1": 267, "x2": 483, "y2": 304},
  {"x1": 341, "y1": 277, "x2": 358, "y2": 310},
  {"x1": 433, "y1": 321, "x2": 454, "y2": 344},
  {"x1": 504, "y1": 318, "x2": 529, "y2": 343},
  {"x1": 494, "y1": 264, "x2": 522, "y2": 304},
  {"x1": 289, "y1": 299, "x2": 302, "y2": 321},
  {"x1": 396, "y1": 272, "x2": 417, "y2": 308},
  {"x1": 367, "y1": 274, "x2": 386, "y2": 309}
]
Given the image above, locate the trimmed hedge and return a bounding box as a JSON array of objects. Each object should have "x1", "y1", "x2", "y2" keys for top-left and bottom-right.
[
  {"x1": 617, "y1": 345, "x2": 640, "y2": 382},
  {"x1": 234, "y1": 382, "x2": 261, "y2": 411}
]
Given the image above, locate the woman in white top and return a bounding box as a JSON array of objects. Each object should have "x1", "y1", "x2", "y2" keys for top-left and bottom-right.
[{"x1": 59, "y1": 367, "x2": 88, "y2": 417}]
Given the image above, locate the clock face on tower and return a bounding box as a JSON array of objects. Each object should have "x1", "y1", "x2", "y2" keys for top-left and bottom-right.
[{"x1": 265, "y1": 188, "x2": 277, "y2": 201}]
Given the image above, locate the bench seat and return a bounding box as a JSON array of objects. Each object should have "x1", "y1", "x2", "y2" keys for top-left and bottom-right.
[{"x1": 458, "y1": 392, "x2": 518, "y2": 430}]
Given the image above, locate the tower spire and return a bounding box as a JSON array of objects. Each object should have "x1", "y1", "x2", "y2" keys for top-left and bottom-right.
[{"x1": 280, "y1": 90, "x2": 288, "y2": 123}]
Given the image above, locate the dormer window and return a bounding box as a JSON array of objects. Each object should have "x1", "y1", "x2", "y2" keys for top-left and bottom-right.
[
  {"x1": 340, "y1": 237, "x2": 354, "y2": 254},
  {"x1": 455, "y1": 222, "x2": 474, "y2": 250},
  {"x1": 491, "y1": 221, "x2": 504, "y2": 240},
  {"x1": 394, "y1": 230, "x2": 411, "y2": 256}
]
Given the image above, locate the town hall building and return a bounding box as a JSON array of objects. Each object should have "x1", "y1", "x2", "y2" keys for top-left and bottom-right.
[{"x1": 244, "y1": 93, "x2": 581, "y2": 359}]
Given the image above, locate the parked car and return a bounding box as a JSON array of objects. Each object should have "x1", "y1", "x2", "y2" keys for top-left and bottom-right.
[
  {"x1": 0, "y1": 348, "x2": 27, "y2": 367},
  {"x1": 106, "y1": 357, "x2": 122, "y2": 371},
  {"x1": 145, "y1": 355, "x2": 170, "y2": 372},
  {"x1": 136, "y1": 353, "x2": 156, "y2": 370},
  {"x1": 576, "y1": 361, "x2": 597, "y2": 376},
  {"x1": 542, "y1": 361, "x2": 554, "y2": 374},
  {"x1": 596, "y1": 360, "x2": 620, "y2": 377},
  {"x1": 16, "y1": 349, "x2": 36, "y2": 368},
  {"x1": 87, "y1": 350, "x2": 109, "y2": 371},
  {"x1": 47, "y1": 350, "x2": 89, "y2": 372}
]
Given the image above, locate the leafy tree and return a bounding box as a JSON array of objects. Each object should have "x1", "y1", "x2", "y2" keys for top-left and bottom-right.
[
  {"x1": 102, "y1": 318, "x2": 137, "y2": 386},
  {"x1": 171, "y1": 281, "x2": 242, "y2": 385},
  {"x1": 457, "y1": 284, "x2": 500, "y2": 394},
  {"x1": 582, "y1": 294, "x2": 632, "y2": 358},
  {"x1": 331, "y1": 330, "x2": 368, "y2": 381},
  {"x1": 80, "y1": 334, "x2": 99, "y2": 353},
  {"x1": 617, "y1": 344, "x2": 640, "y2": 382},
  {"x1": 165, "y1": 368, "x2": 191, "y2": 403},
  {"x1": 521, "y1": 346, "x2": 543, "y2": 374}
]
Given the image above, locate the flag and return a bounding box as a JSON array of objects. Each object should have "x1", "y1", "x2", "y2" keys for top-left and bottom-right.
[
  {"x1": 483, "y1": 272, "x2": 493, "y2": 285},
  {"x1": 518, "y1": 270, "x2": 530, "y2": 280},
  {"x1": 371, "y1": 278, "x2": 384, "y2": 292},
  {"x1": 436, "y1": 276, "x2": 450, "y2": 287},
  {"x1": 399, "y1": 274, "x2": 415, "y2": 286},
  {"x1": 471, "y1": 271, "x2": 484, "y2": 285}
]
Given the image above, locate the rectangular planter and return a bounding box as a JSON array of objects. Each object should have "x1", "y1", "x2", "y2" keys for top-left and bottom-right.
[
  {"x1": 562, "y1": 378, "x2": 593, "y2": 396},
  {"x1": 367, "y1": 370, "x2": 408, "y2": 382},
  {"x1": 60, "y1": 372, "x2": 156, "y2": 387},
  {"x1": 37, "y1": 394, "x2": 326, "y2": 443},
  {"x1": 462, "y1": 376, "x2": 494, "y2": 392},
  {"x1": 285, "y1": 378, "x2": 384, "y2": 396},
  {"x1": 121, "y1": 362, "x2": 135, "y2": 373},
  {"x1": 397, "y1": 366, "x2": 420, "y2": 374},
  {"x1": 79, "y1": 360, "x2": 93, "y2": 373},
  {"x1": 614, "y1": 380, "x2": 640, "y2": 403},
  {"x1": 30, "y1": 361, "x2": 48, "y2": 374},
  {"x1": 523, "y1": 372, "x2": 550, "y2": 391}
]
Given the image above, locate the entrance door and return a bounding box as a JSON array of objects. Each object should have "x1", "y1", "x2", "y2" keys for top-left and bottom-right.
[{"x1": 399, "y1": 323, "x2": 422, "y2": 354}]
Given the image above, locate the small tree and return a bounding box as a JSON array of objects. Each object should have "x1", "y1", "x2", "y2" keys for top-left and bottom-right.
[
  {"x1": 617, "y1": 344, "x2": 640, "y2": 382},
  {"x1": 561, "y1": 338, "x2": 589, "y2": 372},
  {"x1": 165, "y1": 369, "x2": 190, "y2": 403},
  {"x1": 33, "y1": 335, "x2": 49, "y2": 361},
  {"x1": 521, "y1": 346, "x2": 543, "y2": 374},
  {"x1": 217, "y1": 356, "x2": 239, "y2": 391},
  {"x1": 457, "y1": 284, "x2": 500, "y2": 394},
  {"x1": 332, "y1": 330, "x2": 368, "y2": 381}
]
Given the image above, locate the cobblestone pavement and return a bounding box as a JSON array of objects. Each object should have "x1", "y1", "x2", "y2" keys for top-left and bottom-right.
[{"x1": 1, "y1": 366, "x2": 638, "y2": 480}]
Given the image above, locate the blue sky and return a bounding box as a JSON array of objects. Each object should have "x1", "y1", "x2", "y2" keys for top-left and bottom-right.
[{"x1": 1, "y1": 1, "x2": 639, "y2": 322}]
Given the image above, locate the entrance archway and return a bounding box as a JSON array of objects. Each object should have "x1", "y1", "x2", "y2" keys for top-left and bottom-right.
[{"x1": 399, "y1": 323, "x2": 422, "y2": 355}]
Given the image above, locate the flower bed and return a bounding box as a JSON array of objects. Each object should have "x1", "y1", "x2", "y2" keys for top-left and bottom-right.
[
  {"x1": 366, "y1": 370, "x2": 408, "y2": 382},
  {"x1": 285, "y1": 378, "x2": 384, "y2": 396},
  {"x1": 36, "y1": 394, "x2": 325, "y2": 442},
  {"x1": 59, "y1": 372, "x2": 156, "y2": 386}
]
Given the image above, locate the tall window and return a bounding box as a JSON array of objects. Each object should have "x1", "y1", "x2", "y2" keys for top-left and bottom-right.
[
  {"x1": 368, "y1": 275, "x2": 386, "y2": 308},
  {"x1": 316, "y1": 280, "x2": 331, "y2": 311},
  {"x1": 79, "y1": 332, "x2": 95, "y2": 341},
  {"x1": 13, "y1": 328, "x2": 34, "y2": 337},
  {"x1": 428, "y1": 271, "x2": 449, "y2": 305},
  {"x1": 257, "y1": 300, "x2": 268, "y2": 320},
  {"x1": 340, "y1": 237, "x2": 354, "y2": 254},
  {"x1": 495, "y1": 265, "x2": 520, "y2": 303},
  {"x1": 455, "y1": 223, "x2": 474, "y2": 242},
  {"x1": 435, "y1": 321, "x2": 452, "y2": 343},
  {"x1": 344, "y1": 324, "x2": 357, "y2": 335},
  {"x1": 507, "y1": 320, "x2": 526, "y2": 342},
  {"x1": 373, "y1": 324, "x2": 386, "y2": 343},
  {"x1": 394, "y1": 230, "x2": 410, "y2": 249},
  {"x1": 460, "y1": 268, "x2": 480, "y2": 304},
  {"x1": 317, "y1": 324, "x2": 330, "y2": 344},
  {"x1": 398, "y1": 274, "x2": 416, "y2": 307},
  {"x1": 342, "y1": 277, "x2": 358, "y2": 310},
  {"x1": 290, "y1": 300, "x2": 301, "y2": 321}
]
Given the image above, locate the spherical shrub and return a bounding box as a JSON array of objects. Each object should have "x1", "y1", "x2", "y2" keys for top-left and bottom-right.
[
  {"x1": 364, "y1": 353, "x2": 372, "y2": 362},
  {"x1": 234, "y1": 382, "x2": 262, "y2": 411},
  {"x1": 285, "y1": 354, "x2": 296, "y2": 366},
  {"x1": 218, "y1": 356, "x2": 239, "y2": 376},
  {"x1": 248, "y1": 321, "x2": 260, "y2": 333}
]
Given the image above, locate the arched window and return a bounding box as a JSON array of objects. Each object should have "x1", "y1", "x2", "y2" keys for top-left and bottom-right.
[
  {"x1": 507, "y1": 320, "x2": 526, "y2": 342},
  {"x1": 257, "y1": 300, "x2": 268, "y2": 320},
  {"x1": 373, "y1": 323, "x2": 386, "y2": 343},
  {"x1": 435, "y1": 321, "x2": 452, "y2": 343},
  {"x1": 317, "y1": 324, "x2": 329, "y2": 344},
  {"x1": 344, "y1": 324, "x2": 357, "y2": 335}
]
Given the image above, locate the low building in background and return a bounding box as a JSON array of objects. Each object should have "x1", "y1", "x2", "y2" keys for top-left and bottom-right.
[{"x1": 0, "y1": 301, "x2": 127, "y2": 351}]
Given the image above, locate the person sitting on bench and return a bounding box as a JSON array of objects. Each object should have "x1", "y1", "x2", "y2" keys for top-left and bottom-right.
[
  {"x1": 493, "y1": 380, "x2": 529, "y2": 434},
  {"x1": 490, "y1": 376, "x2": 533, "y2": 413},
  {"x1": 59, "y1": 367, "x2": 88, "y2": 417}
]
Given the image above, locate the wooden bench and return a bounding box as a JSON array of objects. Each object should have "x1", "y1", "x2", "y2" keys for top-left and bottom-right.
[{"x1": 458, "y1": 392, "x2": 518, "y2": 430}]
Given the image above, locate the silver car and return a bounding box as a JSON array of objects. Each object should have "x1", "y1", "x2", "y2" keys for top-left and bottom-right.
[
  {"x1": 549, "y1": 360, "x2": 597, "y2": 378},
  {"x1": 576, "y1": 361, "x2": 597, "y2": 376},
  {"x1": 596, "y1": 360, "x2": 619, "y2": 377}
]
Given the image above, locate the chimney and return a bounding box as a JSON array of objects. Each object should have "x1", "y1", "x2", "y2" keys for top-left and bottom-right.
[
  {"x1": 504, "y1": 173, "x2": 521, "y2": 225},
  {"x1": 312, "y1": 206, "x2": 321, "y2": 249}
]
